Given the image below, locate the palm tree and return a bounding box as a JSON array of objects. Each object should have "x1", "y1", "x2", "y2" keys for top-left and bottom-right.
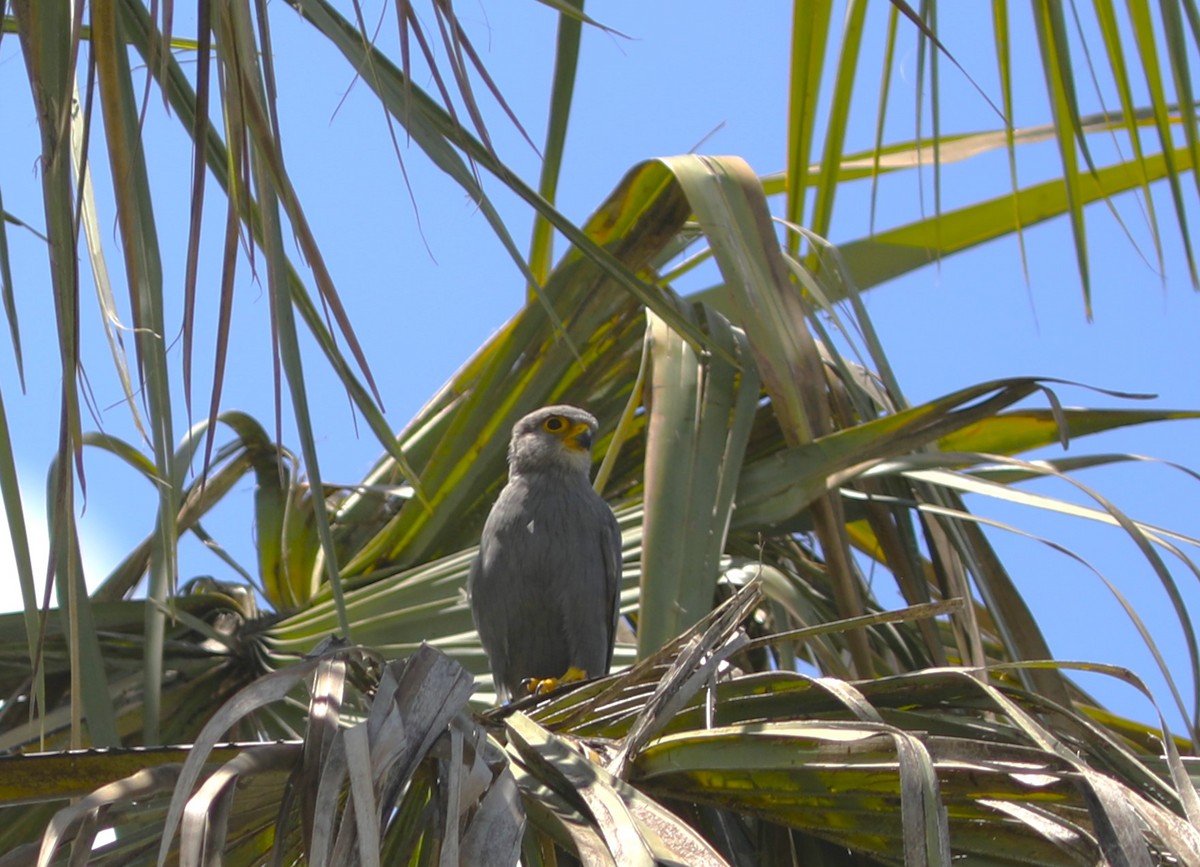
[{"x1": 1, "y1": 1, "x2": 1198, "y2": 863}]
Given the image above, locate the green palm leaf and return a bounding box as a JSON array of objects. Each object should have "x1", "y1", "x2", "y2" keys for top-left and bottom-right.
[{"x1": 2, "y1": 2, "x2": 1200, "y2": 864}]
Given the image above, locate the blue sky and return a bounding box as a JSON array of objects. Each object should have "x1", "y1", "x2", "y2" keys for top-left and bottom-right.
[{"x1": 1, "y1": 3, "x2": 1199, "y2": 731}]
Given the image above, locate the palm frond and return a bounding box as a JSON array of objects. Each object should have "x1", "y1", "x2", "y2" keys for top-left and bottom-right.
[
  {"x1": 13, "y1": 587, "x2": 1200, "y2": 866},
  {"x1": 3, "y1": 3, "x2": 1200, "y2": 863}
]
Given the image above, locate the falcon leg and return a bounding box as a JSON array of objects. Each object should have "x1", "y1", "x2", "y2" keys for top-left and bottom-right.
[{"x1": 523, "y1": 666, "x2": 588, "y2": 696}]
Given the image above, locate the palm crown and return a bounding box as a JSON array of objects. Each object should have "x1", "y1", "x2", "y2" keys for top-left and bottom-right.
[{"x1": 0, "y1": 2, "x2": 1199, "y2": 865}]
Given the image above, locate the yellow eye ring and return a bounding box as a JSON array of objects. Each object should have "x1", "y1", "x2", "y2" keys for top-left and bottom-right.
[{"x1": 543, "y1": 416, "x2": 566, "y2": 433}]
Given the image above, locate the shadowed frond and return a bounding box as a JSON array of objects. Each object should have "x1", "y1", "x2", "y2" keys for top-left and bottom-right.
[{"x1": 13, "y1": 587, "x2": 1200, "y2": 865}]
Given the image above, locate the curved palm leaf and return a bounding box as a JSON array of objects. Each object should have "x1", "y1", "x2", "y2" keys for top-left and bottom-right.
[{"x1": 2, "y1": 2, "x2": 1200, "y2": 864}]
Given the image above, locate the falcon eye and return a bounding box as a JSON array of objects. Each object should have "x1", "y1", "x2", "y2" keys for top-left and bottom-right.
[{"x1": 543, "y1": 416, "x2": 566, "y2": 433}]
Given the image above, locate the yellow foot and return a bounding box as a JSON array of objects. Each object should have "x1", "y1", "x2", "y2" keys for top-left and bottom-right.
[{"x1": 522, "y1": 666, "x2": 589, "y2": 696}]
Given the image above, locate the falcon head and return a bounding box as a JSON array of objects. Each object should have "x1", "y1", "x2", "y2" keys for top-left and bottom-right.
[{"x1": 507, "y1": 405, "x2": 599, "y2": 477}]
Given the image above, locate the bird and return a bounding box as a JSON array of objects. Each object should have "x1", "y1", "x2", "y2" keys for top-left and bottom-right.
[{"x1": 468, "y1": 405, "x2": 623, "y2": 703}]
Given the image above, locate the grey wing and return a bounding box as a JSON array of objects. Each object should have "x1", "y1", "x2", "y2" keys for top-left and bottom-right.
[
  {"x1": 469, "y1": 509, "x2": 543, "y2": 702},
  {"x1": 602, "y1": 505, "x2": 623, "y2": 672},
  {"x1": 565, "y1": 501, "x2": 623, "y2": 678},
  {"x1": 467, "y1": 548, "x2": 510, "y2": 700}
]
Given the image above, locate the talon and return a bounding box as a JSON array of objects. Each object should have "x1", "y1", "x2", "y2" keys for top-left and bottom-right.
[{"x1": 523, "y1": 666, "x2": 589, "y2": 696}]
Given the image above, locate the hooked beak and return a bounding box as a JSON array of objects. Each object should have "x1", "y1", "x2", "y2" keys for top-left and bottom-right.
[{"x1": 565, "y1": 422, "x2": 593, "y2": 452}]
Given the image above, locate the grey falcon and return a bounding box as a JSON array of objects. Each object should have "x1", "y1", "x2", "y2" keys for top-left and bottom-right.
[{"x1": 467, "y1": 405, "x2": 623, "y2": 703}]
